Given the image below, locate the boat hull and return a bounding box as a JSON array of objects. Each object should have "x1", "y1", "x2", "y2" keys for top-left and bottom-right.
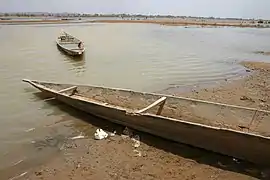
[
  {"x1": 56, "y1": 42, "x2": 84, "y2": 56},
  {"x1": 23, "y1": 80, "x2": 270, "y2": 166}
]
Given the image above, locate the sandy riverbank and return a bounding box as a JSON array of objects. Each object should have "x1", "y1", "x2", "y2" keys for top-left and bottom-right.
[
  {"x1": 19, "y1": 61, "x2": 270, "y2": 180},
  {"x1": 0, "y1": 18, "x2": 269, "y2": 28},
  {"x1": 182, "y1": 61, "x2": 270, "y2": 110},
  {"x1": 92, "y1": 19, "x2": 269, "y2": 28}
]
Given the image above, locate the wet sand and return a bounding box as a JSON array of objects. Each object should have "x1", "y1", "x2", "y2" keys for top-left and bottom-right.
[
  {"x1": 182, "y1": 61, "x2": 270, "y2": 111},
  {"x1": 0, "y1": 18, "x2": 269, "y2": 28},
  {"x1": 22, "y1": 61, "x2": 270, "y2": 180}
]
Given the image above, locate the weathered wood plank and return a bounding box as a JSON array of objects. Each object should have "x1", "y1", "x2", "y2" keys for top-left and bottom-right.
[
  {"x1": 59, "y1": 42, "x2": 78, "y2": 44},
  {"x1": 137, "y1": 97, "x2": 167, "y2": 114},
  {"x1": 58, "y1": 86, "x2": 77, "y2": 93}
]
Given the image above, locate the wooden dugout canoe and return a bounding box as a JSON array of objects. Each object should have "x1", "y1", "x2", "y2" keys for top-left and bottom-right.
[
  {"x1": 56, "y1": 31, "x2": 85, "y2": 56},
  {"x1": 22, "y1": 79, "x2": 270, "y2": 165}
]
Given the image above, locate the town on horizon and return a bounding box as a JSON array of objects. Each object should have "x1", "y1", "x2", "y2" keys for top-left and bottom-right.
[{"x1": 0, "y1": 12, "x2": 269, "y2": 21}]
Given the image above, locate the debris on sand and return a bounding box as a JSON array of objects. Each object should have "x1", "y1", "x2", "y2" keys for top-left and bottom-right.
[
  {"x1": 9, "y1": 172, "x2": 28, "y2": 180},
  {"x1": 94, "y1": 129, "x2": 108, "y2": 140},
  {"x1": 133, "y1": 149, "x2": 142, "y2": 157},
  {"x1": 122, "y1": 127, "x2": 141, "y2": 149},
  {"x1": 122, "y1": 127, "x2": 142, "y2": 153},
  {"x1": 109, "y1": 130, "x2": 116, "y2": 137},
  {"x1": 70, "y1": 133, "x2": 85, "y2": 140},
  {"x1": 25, "y1": 128, "x2": 35, "y2": 132},
  {"x1": 121, "y1": 134, "x2": 129, "y2": 139},
  {"x1": 35, "y1": 171, "x2": 42, "y2": 176},
  {"x1": 76, "y1": 163, "x2": 81, "y2": 169},
  {"x1": 259, "y1": 98, "x2": 267, "y2": 103},
  {"x1": 240, "y1": 95, "x2": 254, "y2": 102},
  {"x1": 240, "y1": 95, "x2": 249, "y2": 100},
  {"x1": 131, "y1": 135, "x2": 141, "y2": 148},
  {"x1": 13, "y1": 159, "x2": 24, "y2": 166}
]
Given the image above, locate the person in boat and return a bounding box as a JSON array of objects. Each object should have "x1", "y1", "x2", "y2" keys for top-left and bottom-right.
[
  {"x1": 60, "y1": 35, "x2": 66, "y2": 41},
  {"x1": 78, "y1": 41, "x2": 83, "y2": 49}
]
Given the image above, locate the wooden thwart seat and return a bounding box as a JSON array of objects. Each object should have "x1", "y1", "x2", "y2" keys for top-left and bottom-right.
[
  {"x1": 58, "y1": 86, "x2": 77, "y2": 96},
  {"x1": 59, "y1": 42, "x2": 78, "y2": 44},
  {"x1": 43, "y1": 86, "x2": 77, "y2": 101},
  {"x1": 137, "y1": 97, "x2": 167, "y2": 115}
]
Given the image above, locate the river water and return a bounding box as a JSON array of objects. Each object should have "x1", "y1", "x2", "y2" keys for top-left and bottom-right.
[{"x1": 0, "y1": 23, "x2": 270, "y2": 179}]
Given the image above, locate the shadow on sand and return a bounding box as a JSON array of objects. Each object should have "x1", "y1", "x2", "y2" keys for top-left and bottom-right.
[{"x1": 34, "y1": 92, "x2": 268, "y2": 179}]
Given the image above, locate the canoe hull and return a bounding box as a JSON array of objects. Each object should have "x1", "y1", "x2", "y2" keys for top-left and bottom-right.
[
  {"x1": 56, "y1": 42, "x2": 84, "y2": 56},
  {"x1": 23, "y1": 80, "x2": 270, "y2": 166}
]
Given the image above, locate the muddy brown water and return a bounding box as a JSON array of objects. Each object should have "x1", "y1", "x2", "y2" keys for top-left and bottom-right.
[{"x1": 1, "y1": 23, "x2": 270, "y2": 179}]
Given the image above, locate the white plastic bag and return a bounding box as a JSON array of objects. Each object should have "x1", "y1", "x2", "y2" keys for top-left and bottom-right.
[{"x1": 94, "y1": 129, "x2": 108, "y2": 140}]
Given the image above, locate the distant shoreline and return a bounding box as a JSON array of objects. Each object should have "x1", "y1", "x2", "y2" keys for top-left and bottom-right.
[
  {"x1": 1, "y1": 13, "x2": 270, "y2": 20},
  {"x1": 0, "y1": 17, "x2": 270, "y2": 28}
]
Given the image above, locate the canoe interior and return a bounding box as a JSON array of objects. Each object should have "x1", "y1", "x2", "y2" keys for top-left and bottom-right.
[{"x1": 33, "y1": 80, "x2": 270, "y2": 137}]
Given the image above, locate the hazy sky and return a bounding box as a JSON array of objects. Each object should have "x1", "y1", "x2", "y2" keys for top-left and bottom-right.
[{"x1": 1, "y1": 0, "x2": 270, "y2": 19}]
